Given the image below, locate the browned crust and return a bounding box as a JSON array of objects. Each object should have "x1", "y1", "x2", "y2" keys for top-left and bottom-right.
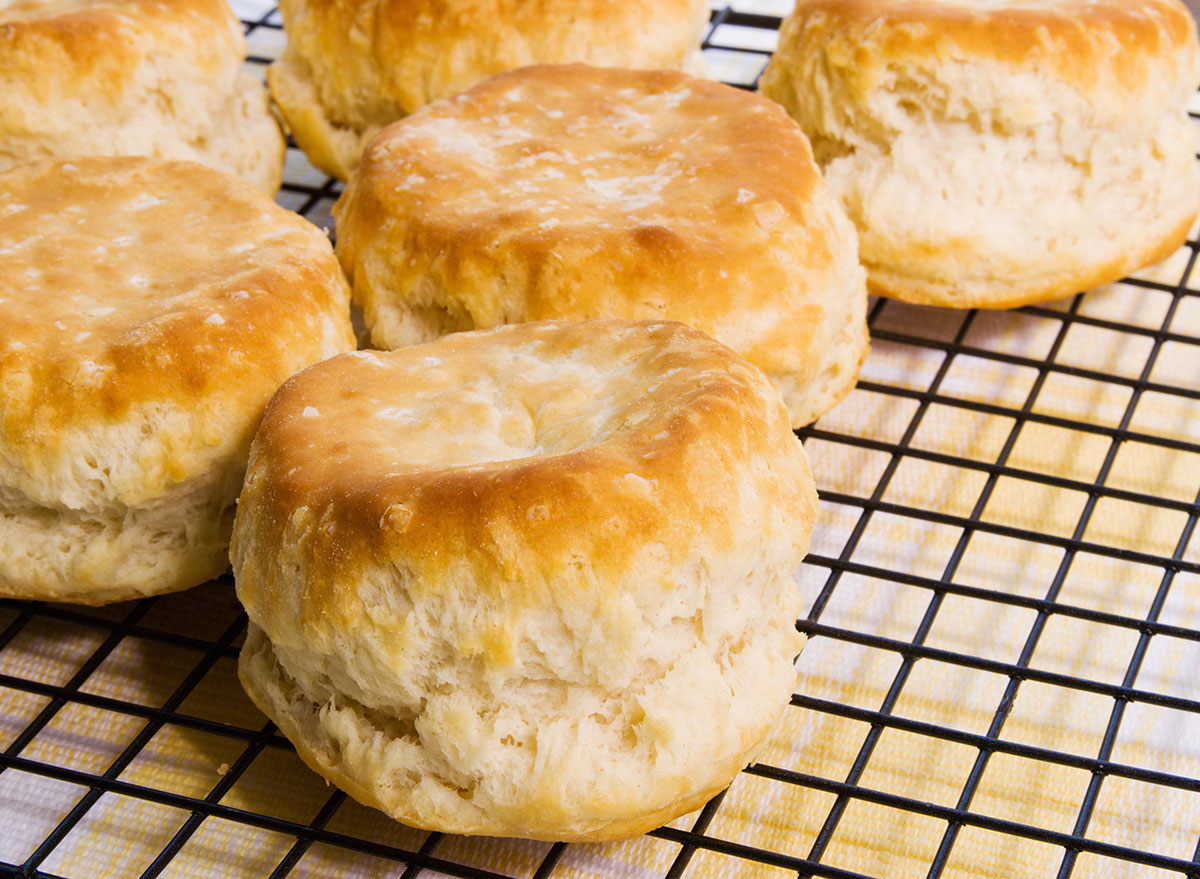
[
  {"x1": 236, "y1": 320, "x2": 816, "y2": 628},
  {"x1": 0, "y1": 157, "x2": 355, "y2": 491},
  {"x1": 335, "y1": 64, "x2": 867, "y2": 426},
  {"x1": 0, "y1": 0, "x2": 241, "y2": 105},
  {"x1": 766, "y1": 0, "x2": 1198, "y2": 105},
  {"x1": 336, "y1": 66, "x2": 831, "y2": 331}
]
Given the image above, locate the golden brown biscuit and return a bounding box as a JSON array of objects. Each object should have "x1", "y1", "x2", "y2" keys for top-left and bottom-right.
[
  {"x1": 233, "y1": 318, "x2": 817, "y2": 841},
  {"x1": 759, "y1": 0, "x2": 1200, "y2": 308},
  {"x1": 0, "y1": 0, "x2": 285, "y2": 194},
  {"x1": 0, "y1": 157, "x2": 356, "y2": 604},
  {"x1": 267, "y1": 0, "x2": 712, "y2": 179},
  {"x1": 335, "y1": 64, "x2": 869, "y2": 428}
]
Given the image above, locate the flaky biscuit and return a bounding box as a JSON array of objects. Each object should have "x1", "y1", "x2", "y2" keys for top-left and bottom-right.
[
  {"x1": 0, "y1": 0, "x2": 285, "y2": 194},
  {"x1": 266, "y1": 0, "x2": 711, "y2": 179},
  {"x1": 0, "y1": 157, "x2": 356, "y2": 604},
  {"x1": 335, "y1": 64, "x2": 868, "y2": 428},
  {"x1": 759, "y1": 0, "x2": 1200, "y2": 308},
  {"x1": 233, "y1": 319, "x2": 816, "y2": 841}
]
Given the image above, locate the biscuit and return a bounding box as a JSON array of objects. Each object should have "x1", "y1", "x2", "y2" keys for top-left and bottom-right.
[
  {"x1": 759, "y1": 0, "x2": 1200, "y2": 309},
  {"x1": 0, "y1": 0, "x2": 285, "y2": 194},
  {"x1": 0, "y1": 157, "x2": 356, "y2": 605},
  {"x1": 267, "y1": 0, "x2": 711, "y2": 179},
  {"x1": 335, "y1": 64, "x2": 869, "y2": 428},
  {"x1": 233, "y1": 319, "x2": 817, "y2": 841}
]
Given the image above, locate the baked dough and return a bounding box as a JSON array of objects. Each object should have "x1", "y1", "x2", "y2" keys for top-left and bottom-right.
[
  {"x1": 0, "y1": 157, "x2": 356, "y2": 605},
  {"x1": 233, "y1": 318, "x2": 817, "y2": 841},
  {"x1": 266, "y1": 0, "x2": 711, "y2": 179},
  {"x1": 335, "y1": 64, "x2": 869, "y2": 428},
  {"x1": 0, "y1": 0, "x2": 285, "y2": 194},
  {"x1": 759, "y1": 0, "x2": 1200, "y2": 308}
]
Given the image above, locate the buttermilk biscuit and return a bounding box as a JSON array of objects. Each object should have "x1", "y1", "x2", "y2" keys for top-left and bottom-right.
[
  {"x1": 267, "y1": 0, "x2": 711, "y2": 179},
  {"x1": 0, "y1": 0, "x2": 285, "y2": 194},
  {"x1": 233, "y1": 319, "x2": 817, "y2": 841},
  {"x1": 0, "y1": 157, "x2": 356, "y2": 605},
  {"x1": 335, "y1": 65, "x2": 869, "y2": 428},
  {"x1": 759, "y1": 0, "x2": 1200, "y2": 309}
]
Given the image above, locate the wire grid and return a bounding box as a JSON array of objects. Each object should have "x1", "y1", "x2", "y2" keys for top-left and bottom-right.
[{"x1": 2, "y1": 3, "x2": 1200, "y2": 878}]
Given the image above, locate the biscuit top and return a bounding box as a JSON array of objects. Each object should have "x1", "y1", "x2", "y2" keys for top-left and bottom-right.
[
  {"x1": 0, "y1": 157, "x2": 354, "y2": 504},
  {"x1": 260, "y1": 320, "x2": 761, "y2": 479},
  {"x1": 239, "y1": 320, "x2": 815, "y2": 620},
  {"x1": 349, "y1": 65, "x2": 822, "y2": 235},
  {"x1": 335, "y1": 65, "x2": 859, "y2": 374},
  {"x1": 0, "y1": 0, "x2": 242, "y2": 97},
  {"x1": 777, "y1": 0, "x2": 1199, "y2": 114}
]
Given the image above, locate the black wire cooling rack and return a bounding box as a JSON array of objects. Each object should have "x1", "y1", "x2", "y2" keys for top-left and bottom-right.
[{"x1": 2, "y1": 4, "x2": 1200, "y2": 878}]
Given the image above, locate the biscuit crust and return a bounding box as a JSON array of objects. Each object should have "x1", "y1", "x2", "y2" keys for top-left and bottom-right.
[
  {"x1": 267, "y1": 0, "x2": 711, "y2": 178},
  {"x1": 759, "y1": 0, "x2": 1200, "y2": 308},
  {"x1": 336, "y1": 65, "x2": 868, "y2": 427},
  {"x1": 233, "y1": 319, "x2": 817, "y2": 840},
  {"x1": 0, "y1": 157, "x2": 356, "y2": 603},
  {"x1": 0, "y1": 0, "x2": 285, "y2": 193}
]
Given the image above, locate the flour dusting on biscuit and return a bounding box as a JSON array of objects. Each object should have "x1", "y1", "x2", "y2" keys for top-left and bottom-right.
[
  {"x1": 0, "y1": 157, "x2": 355, "y2": 604},
  {"x1": 336, "y1": 64, "x2": 869, "y2": 427}
]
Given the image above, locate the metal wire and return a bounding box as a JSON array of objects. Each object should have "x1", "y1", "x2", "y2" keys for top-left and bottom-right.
[{"x1": 2, "y1": 5, "x2": 1199, "y2": 878}]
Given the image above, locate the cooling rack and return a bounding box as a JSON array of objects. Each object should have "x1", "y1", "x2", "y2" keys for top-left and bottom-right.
[{"x1": 2, "y1": 3, "x2": 1199, "y2": 877}]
